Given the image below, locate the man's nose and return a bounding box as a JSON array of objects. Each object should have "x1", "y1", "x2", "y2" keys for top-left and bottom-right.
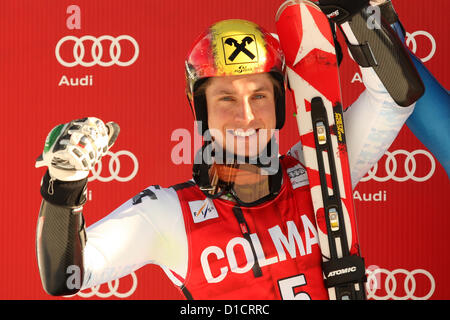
[{"x1": 235, "y1": 98, "x2": 255, "y2": 123}]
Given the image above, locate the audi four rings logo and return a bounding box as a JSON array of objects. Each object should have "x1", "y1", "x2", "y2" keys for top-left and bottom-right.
[
  {"x1": 55, "y1": 35, "x2": 139, "y2": 67},
  {"x1": 361, "y1": 149, "x2": 436, "y2": 182},
  {"x1": 405, "y1": 30, "x2": 436, "y2": 63},
  {"x1": 89, "y1": 150, "x2": 139, "y2": 182},
  {"x1": 366, "y1": 268, "x2": 435, "y2": 300},
  {"x1": 76, "y1": 272, "x2": 138, "y2": 298}
]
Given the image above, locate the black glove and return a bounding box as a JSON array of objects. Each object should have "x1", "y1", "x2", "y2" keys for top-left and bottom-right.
[{"x1": 317, "y1": 0, "x2": 369, "y2": 24}]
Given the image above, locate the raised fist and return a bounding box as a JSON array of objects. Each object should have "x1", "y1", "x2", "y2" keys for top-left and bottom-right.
[{"x1": 36, "y1": 117, "x2": 120, "y2": 181}]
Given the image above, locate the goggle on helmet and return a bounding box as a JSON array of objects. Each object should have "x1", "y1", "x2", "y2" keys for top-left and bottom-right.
[{"x1": 185, "y1": 19, "x2": 287, "y2": 134}]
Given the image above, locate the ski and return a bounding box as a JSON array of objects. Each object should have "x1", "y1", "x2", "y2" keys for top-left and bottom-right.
[{"x1": 275, "y1": 0, "x2": 366, "y2": 300}]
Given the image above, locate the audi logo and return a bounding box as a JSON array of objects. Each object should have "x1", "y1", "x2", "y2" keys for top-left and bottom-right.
[
  {"x1": 67, "y1": 272, "x2": 138, "y2": 299},
  {"x1": 405, "y1": 30, "x2": 436, "y2": 63},
  {"x1": 89, "y1": 150, "x2": 139, "y2": 182},
  {"x1": 360, "y1": 149, "x2": 435, "y2": 182},
  {"x1": 366, "y1": 268, "x2": 435, "y2": 300},
  {"x1": 55, "y1": 35, "x2": 139, "y2": 67}
]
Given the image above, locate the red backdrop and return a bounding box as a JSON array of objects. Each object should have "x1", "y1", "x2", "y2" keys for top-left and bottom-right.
[{"x1": 0, "y1": 0, "x2": 448, "y2": 300}]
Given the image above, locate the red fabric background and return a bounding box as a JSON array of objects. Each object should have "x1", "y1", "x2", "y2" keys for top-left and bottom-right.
[{"x1": 0, "y1": 0, "x2": 448, "y2": 299}]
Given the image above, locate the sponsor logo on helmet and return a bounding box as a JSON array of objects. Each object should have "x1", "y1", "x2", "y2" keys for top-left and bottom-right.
[{"x1": 222, "y1": 34, "x2": 259, "y2": 65}]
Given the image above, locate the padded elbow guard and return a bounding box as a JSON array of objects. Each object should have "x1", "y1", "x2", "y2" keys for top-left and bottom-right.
[
  {"x1": 341, "y1": 7, "x2": 425, "y2": 106},
  {"x1": 36, "y1": 171, "x2": 88, "y2": 296},
  {"x1": 319, "y1": 0, "x2": 425, "y2": 106},
  {"x1": 37, "y1": 201, "x2": 86, "y2": 296}
]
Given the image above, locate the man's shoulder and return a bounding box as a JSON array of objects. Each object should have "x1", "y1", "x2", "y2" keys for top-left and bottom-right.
[
  {"x1": 285, "y1": 140, "x2": 305, "y2": 164},
  {"x1": 282, "y1": 142, "x2": 310, "y2": 190},
  {"x1": 127, "y1": 183, "x2": 184, "y2": 209},
  {"x1": 129, "y1": 179, "x2": 202, "y2": 208},
  {"x1": 169, "y1": 180, "x2": 197, "y2": 191}
]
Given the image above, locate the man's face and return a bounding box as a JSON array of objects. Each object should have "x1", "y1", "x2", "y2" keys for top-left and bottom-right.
[{"x1": 205, "y1": 73, "x2": 277, "y2": 158}]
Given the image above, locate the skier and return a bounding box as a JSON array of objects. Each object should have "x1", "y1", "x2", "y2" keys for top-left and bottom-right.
[{"x1": 35, "y1": 0, "x2": 424, "y2": 299}]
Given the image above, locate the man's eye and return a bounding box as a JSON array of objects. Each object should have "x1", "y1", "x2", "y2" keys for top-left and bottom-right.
[
  {"x1": 253, "y1": 94, "x2": 266, "y2": 99},
  {"x1": 220, "y1": 96, "x2": 234, "y2": 101}
]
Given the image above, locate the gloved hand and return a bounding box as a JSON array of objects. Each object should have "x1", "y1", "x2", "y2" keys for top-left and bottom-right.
[{"x1": 36, "y1": 117, "x2": 120, "y2": 181}]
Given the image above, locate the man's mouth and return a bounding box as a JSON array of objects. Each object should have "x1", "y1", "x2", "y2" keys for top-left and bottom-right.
[{"x1": 226, "y1": 128, "x2": 259, "y2": 137}]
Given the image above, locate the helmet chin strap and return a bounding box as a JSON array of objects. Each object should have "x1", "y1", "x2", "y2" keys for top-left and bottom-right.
[{"x1": 192, "y1": 137, "x2": 283, "y2": 206}]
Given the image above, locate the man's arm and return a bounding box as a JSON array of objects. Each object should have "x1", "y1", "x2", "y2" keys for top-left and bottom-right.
[
  {"x1": 344, "y1": 66, "x2": 416, "y2": 187},
  {"x1": 286, "y1": 1, "x2": 424, "y2": 187},
  {"x1": 36, "y1": 172, "x2": 88, "y2": 296},
  {"x1": 317, "y1": 0, "x2": 425, "y2": 187},
  {"x1": 80, "y1": 185, "x2": 188, "y2": 291},
  {"x1": 318, "y1": 0, "x2": 424, "y2": 106},
  {"x1": 35, "y1": 118, "x2": 113, "y2": 295},
  {"x1": 35, "y1": 118, "x2": 188, "y2": 296}
]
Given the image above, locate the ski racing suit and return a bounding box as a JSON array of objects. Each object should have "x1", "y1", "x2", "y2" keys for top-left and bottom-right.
[{"x1": 36, "y1": 64, "x2": 417, "y2": 299}]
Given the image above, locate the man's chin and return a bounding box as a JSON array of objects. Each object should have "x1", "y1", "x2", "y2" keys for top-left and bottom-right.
[{"x1": 216, "y1": 145, "x2": 272, "y2": 163}]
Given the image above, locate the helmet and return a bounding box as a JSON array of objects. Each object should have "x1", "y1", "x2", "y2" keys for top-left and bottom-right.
[{"x1": 185, "y1": 19, "x2": 286, "y2": 133}]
